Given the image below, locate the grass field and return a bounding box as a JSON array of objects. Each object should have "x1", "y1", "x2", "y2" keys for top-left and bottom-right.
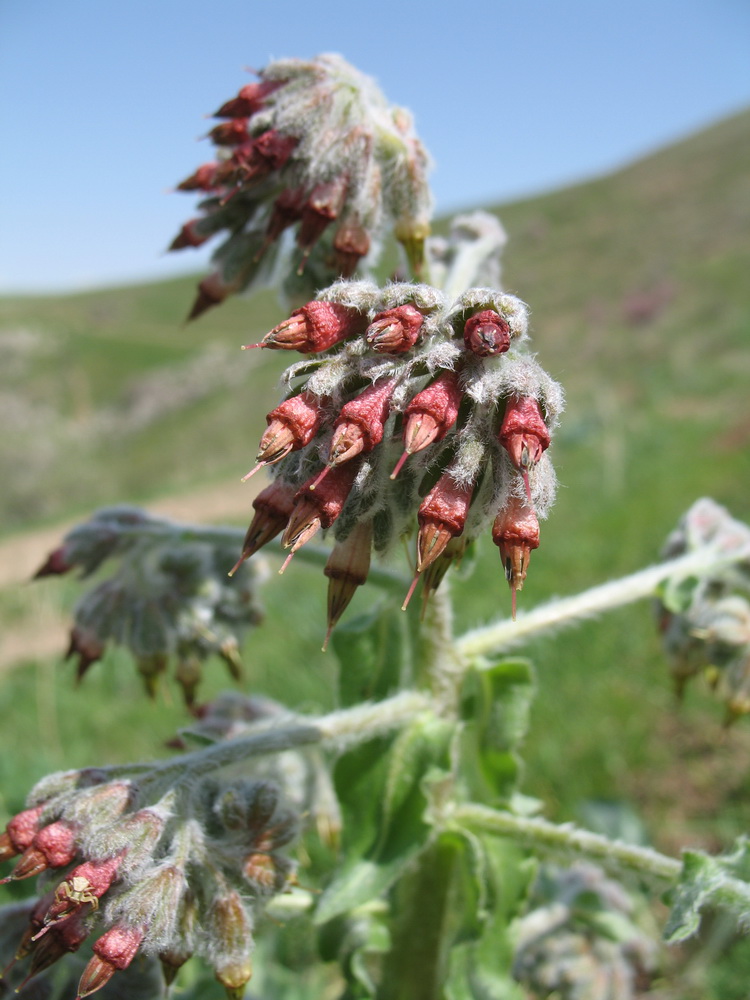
[{"x1": 1, "y1": 107, "x2": 749, "y2": 996}]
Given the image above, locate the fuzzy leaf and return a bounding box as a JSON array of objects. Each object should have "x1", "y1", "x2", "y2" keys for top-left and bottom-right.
[
  {"x1": 459, "y1": 658, "x2": 535, "y2": 804},
  {"x1": 665, "y1": 837, "x2": 750, "y2": 942},
  {"x1": 316, "y1": 716, "x2": 453, "y2": 924},
  {"x1": 332, "y1": 605, "x2": 407, "y2": 708}
]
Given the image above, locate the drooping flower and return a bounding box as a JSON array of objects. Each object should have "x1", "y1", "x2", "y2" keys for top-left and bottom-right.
[{"x1": 237, "y1": 278, "x2": 563, "y2": 638}]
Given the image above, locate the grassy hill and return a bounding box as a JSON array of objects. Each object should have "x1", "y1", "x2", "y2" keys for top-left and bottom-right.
[{"x1": 1, "y1": 107, "x2": 749, "y2": 997}]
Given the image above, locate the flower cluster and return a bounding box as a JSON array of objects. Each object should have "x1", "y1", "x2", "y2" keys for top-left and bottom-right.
[
  {"x1": 0, "y1": 756, "x2": 299, "y2": 997},
  {"x1": 35, "y1": 507, "x2": 266, "y2": 706},
  {"x1": 171, "y1": 53, "x2": 432, "y2": 318},
  {"x1": 656, "y1": 498, "x2": 750, "y2": 722},
  {"x1": 512, "y1": 863, "x2": 657, "y2": 1000},
  {"x1": 233, "y1": 278, "x2": 563, "y2": 640}
]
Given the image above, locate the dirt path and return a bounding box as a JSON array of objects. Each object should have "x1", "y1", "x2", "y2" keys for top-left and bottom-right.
[{"x1": 0, "y1": 476, "x2": 265, "y2": 669}]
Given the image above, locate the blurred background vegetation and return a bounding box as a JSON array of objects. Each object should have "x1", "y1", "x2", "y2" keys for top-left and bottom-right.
[{"x1": 0, "y1": 108, "x2": 748, "y2": 997}]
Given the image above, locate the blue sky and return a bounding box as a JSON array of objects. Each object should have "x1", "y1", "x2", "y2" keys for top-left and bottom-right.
[{"x1": 1, "y1": 0, "x2": 748, "y2": 292}]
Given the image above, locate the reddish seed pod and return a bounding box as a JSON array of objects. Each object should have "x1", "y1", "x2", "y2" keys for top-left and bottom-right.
[
  {"x1": 33, "y1": 547, "x2": 73, "y2": 578},
  {"x1": 416, "y1": 473, "x2": 475, "y2": 573},
  {"x1": 257, "y1": 300, "x2": 367, "y2": 353},
  {"x1": 366, "y1": 303, "x2": 425, "y2": 354},
  {"x1": 231, "y1": 480, "x2": 298, "y2": 576},
  {"x1": 253, "y1": 130, "x2": 297, "y2": 171},
  {"x1": 186, "y1": 271, "x2": 238, "y2": 322},
  {"x1": 324, "y1": 521, "x2": 373, "y2": 647},
  {"x1": 463, "y1": 309, "x2": 511, "y2": 357}
]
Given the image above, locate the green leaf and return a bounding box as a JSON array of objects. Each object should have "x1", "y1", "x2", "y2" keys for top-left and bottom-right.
[
  {"x1": 665, "y1": 838, "x2": 750, "y2": 943},
  {"x1": 459, "y1": 658, "x2": 535, "y2": 804},
  {"x1": 332, "y1": 605, "x2": 408, "y2": 708},
  {"x1": 316, "y1": 716, "x2": 454, "y2": 924}
]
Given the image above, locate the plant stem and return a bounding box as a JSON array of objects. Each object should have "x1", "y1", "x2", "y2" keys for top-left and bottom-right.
[
  {"x1": 450, "y1": 803, "x2": 681, "y2": 887},
  {"x1": 115, "y1": 521, "x2": 408, "y2": 593},
  {"x1": 456, "y1": 546, "x2": 746, "y2": 661},
  {"x1": 378, "y1": 836, "x2": 461, "y2": 1000},
  {"x1": 142, "y1": 690, "x2": 433, "y2": 785}
]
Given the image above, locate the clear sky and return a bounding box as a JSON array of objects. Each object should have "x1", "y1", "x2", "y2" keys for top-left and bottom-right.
[{"x1": 1, "y1": 0, "x2": 748, "y2": 292}]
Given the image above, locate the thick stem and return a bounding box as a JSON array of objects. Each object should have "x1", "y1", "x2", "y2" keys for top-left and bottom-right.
[
  {"x1": 415, "y1": 583, "x2": 464, "y2": 714},
  {"x1": 456, "y1": 547, "x2": 746, "y2": 662},
  {"x1": 450, "y1": 803, "x2": 681, "y2": 887},
  {"x1": 378, "y1": 836, "x2": 461, "y2": 1000}
]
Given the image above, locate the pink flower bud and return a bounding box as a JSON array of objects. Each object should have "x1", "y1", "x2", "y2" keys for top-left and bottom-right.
[
  {"x1": 6, "y1": 820, "x2": 78, "y2": 881},
  {"x1": 333, "y1": 219, "x2": 371, "y2": 277},
  {"x1": 256, "y1": 300, "x2": 367, "y2": 353},
  {"x1": 208, "y1": 118, "x2": 250, "y2": 147},
  {"x1": 168, "y1": 219, "x2": 212, "y2": 251},
  {"x1": 463, "y1": 309, "x2": 511, "y2": 357},
  {"x1": 391, "y1": 371, "x2": 462, "y2": 478},
  {"x1": 255, "y1": 392, "x2": 325, "y2": 467},
  {"x1": 297, "y1": 176, "x2": 349, "y2": 255},
  {"x1": 327, "y1": 378, "x2": 397, "y2": 466},
  {"x1": 416, "y1": 473, "x2": 474, "y2": 573},
  {"x1": 492, "y1": 496, "x2": 540, "y2": 617},
  {"x1": 213, "y1": 80, "x2": 282, "y2": 118},
  {"x1": 176, "y1": 162, "x2": 219, "y2": 192},
  {"x1": 76, "y1": 924, "x2": 145, "y2": 998},
  {"x1": 282, "y1": 461, "x2": 360, "y2": 559},
  {"x1": 498, "y1": 395, "x2": 550, "y2": 502},
  {"x1": 366, "y1": 303, "x2": 425, "y2": 354},
  {"x1": 0, "y1": 805, "x2": 46, "y2": 862}
]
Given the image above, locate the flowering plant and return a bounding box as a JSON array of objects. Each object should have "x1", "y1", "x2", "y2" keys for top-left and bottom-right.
[{"x1": 2, "y1": 53, "x2": 750, "y2": 1000}]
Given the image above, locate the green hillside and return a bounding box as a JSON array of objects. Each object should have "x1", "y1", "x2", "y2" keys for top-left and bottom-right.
[{"x1": 1, "y1": 108, "x2": 749, "y2": 996}]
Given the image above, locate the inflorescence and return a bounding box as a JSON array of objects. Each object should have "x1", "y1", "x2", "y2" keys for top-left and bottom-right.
[
  {"x1": 170, "y1": 53, "x2": 432, "y2": 317},
  {"x1": 232, "y1": 277, "x2": 563, "y2": 642}
]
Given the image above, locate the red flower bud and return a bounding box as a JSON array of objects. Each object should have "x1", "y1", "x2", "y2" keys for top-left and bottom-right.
[
  {"x1": 297, "y1": 175, "x2": 349, "y2": 257},
  {"x1": 391, "y1": 371, "x2": 462, "y2": 478},
  {"x1": 261, "y1": 187, "x2": 306, "y2": 250},
  {"x1": 168, "y1": 219, "x2": 212, "y2": 251},
  {"x1": 213, "y1": 80, "x2": 282, "y2": 119},
  {"x1": 65, "y1": 627, "x2": 105, "y2": 682},
  {"x1": 76, "y1": 924, "x2": 145, "y2": 998},
  {"x1": 492, "y1": 496, "x2": 540, "y2": 618},
  {"x1": 254, "y1": 392, "x2": 325, "y2": 468},
  {"x1": 333, "y1": 219, "x2": 371, "y2": 277},
  {"x1": 0, "y1": 805, "x2": 46, "y2": 862},
  {"x1": 33, "y1": 546, "x2": 73, "y2": 578},
  {"x1": 366, "y1": 303, "x2": 425, "y2": 354},
  {"x1": 176, "y1": 162, "x2": 219, "y2": 192},
  {"x1": 498, "y1": 395, "x2": 550, "y2": 502},
  {"x1": 4, "y1": 820, "x2": 78, "y2": 881},
  {"x1": 230, "y1": 480, "x2": 297, "y2": 575},
  {"x1": 463, "y1": 309, "x2": 511, "y2": 357},
  {"x1": 327, "y1": 378, "x2": 396, "y2": 467},
  {"x1": 41, "y1": 855, "x2": 123, "y2": 930},
  {"x1": 208, "y1": 118, "x2": 250, "y2": 147},
  {"x1": 281, "y1": 462, "x2": 360, "y2": 564},
  {"x1": 254, "y1": 300, "x2": 367, "y2": 353},
  {"x1": 186, "y1": 271, "x2": 238, "y2": 322},
  {"x1": 416, "y1": 473, "x2": 474, "y2": 573}
]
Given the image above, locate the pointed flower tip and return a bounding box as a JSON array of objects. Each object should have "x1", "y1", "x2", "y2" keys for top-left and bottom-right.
[
  {"x1": 241, "y1": 462, "x2": 264, "y2": 483},
  {"x1": 390, "y1": 450, "x2": 409, "y2": 480},
  {"x1": 279, "y1": 552, "x2": 295, "y2": 575},
  {"x1": 309, "y1": 465, "x2": 331, "y2": 492}
]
